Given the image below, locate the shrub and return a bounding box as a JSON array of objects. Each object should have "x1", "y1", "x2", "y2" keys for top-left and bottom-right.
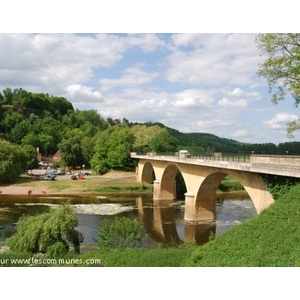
[
  {"x1": 94, "y1": 216, "x2": 145, "y2": 249},
  {"x1": 6, "y1": 203, "x2": 83, "y2": 257}
]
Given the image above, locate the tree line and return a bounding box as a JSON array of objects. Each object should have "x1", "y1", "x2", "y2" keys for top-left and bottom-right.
[{"x1": 1, "y1": 87, "x2": 299, "y2": 182}]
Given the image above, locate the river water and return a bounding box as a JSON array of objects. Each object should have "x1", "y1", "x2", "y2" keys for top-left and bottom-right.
[{"x1": 0, "y1": 193, "x2": 257, "y2": 249}]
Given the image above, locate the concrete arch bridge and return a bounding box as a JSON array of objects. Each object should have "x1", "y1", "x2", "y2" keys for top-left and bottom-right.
[{"x1": 131, "y1": 153, "x2": 300, "y2": 222}]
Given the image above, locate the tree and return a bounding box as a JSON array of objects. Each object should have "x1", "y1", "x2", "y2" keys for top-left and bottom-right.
[
  {"x1": 94, "y1": 216, "x2": 144, "y2": 249},
  {"x1": 58, "y1": 133, "x2": 84, "y2": 168},
  {"x1": 90, "y1": 127, "x2": 135, "y2": 174},
  {"x1": 106, "y1": 127, "x2": 135, "y2": 171},
  {"x1": 150, "y1": 128, "x2": 178, "y2": 153},
  {"x1": 0, "y1": 141, "x2": 24, "y2": 182},
  {"x1": 20, "y1": 144, "x2": 39, "y2": 170},
  {"x1": 6, "y1": 203, "x2": 83, "y2": 257},
  {"x1": 256, "y1": 33, "x2": 300, "y2": 136}
]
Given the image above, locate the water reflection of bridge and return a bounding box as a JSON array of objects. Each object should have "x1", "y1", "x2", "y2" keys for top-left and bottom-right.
[{"x1": 135, "y1": 197, "x2": 215, "y2": 245}]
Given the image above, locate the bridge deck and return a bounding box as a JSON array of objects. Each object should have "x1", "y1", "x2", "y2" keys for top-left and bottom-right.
[{"x1": 131, "y1": 154, "x2": 300, "y2": 178}]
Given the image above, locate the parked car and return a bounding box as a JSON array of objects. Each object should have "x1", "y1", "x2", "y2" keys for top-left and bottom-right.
[
  {"x1": 73, "y1": 171, "x2": 91, "y2": 176},
  {"x1": 43, "y1": 175, "x2": 56, "y2": 180},
  {"x1": 73, "y1": 172, "x2": 82, "y2": 176},
  {"x1": 82, "y1": 172, "x2": 91, "y2": 176}
]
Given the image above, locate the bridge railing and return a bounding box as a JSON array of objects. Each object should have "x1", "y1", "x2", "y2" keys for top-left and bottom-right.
[{"x1": 132, "y1": 152, "x2": 251, "y2": 163}]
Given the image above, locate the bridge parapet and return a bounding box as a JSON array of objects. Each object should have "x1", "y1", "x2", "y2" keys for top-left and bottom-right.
[{"x1": 131, "y1": 153, "x2": 300, "y2": 178}]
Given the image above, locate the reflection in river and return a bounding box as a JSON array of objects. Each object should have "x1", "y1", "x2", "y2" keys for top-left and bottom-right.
[{"x1": 0, "y1": 193, "x2": 257, "y2": 249}]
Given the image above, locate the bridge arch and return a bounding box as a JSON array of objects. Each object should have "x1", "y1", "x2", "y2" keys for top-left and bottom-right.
[
  {"x1": 139, "y1": 161, "x2": 156, "y2": 184},
  {"x1": 136, "y1": 158, "x2": 274, "y2": 222}
]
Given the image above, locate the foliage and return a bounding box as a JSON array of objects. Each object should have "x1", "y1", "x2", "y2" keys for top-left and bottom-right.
[
  {"x1": 58, "y1": 133, "x2": 84, "y2": 168},
  {"x1": 4, "y1": 180, "x2": 300, "y2": 267},
  {"x1": 3, "y1": 86, "x2": 300, "y2": 178},
  {"x1": 131, "y1": 124, "x2": 163, "y2": 153},
  {"x1": 183, "y1": 183, "x2": 300, "y2": 267},
  {"x1": 262, "y1": 174, "x2": 299, "y2": 200},
  {"x1": 218, "y1": 175, "x2": 244, "y2": 192},
  {"x1": 20, "y1": 144, "x2": 39, "y2": 170},
  {"x1": 256, "y1": 33, "x2": 300, "y2": 136},
  {"x1": 92, "y1": 183, "x2": 152, "y2": 193},
  {"x1": 0, "y1": 140, "x2": 24, "y2": 182},
  {"x1": 91, "y1": 127, "x2": 135, "y2": 174},
  {"x1": 150, "y1": 128, "x2": 178, "y2": 152},
  {"x1": 94, "y1": 216, "x2": 145, "y2": 249},
  {"x1": 6, "y1": 203, "x2": 83, "y2": 257}
]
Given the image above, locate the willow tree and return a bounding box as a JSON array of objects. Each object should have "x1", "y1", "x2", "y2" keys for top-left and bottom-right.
[
  {"x1": 0, "y1": 141, "x2": 24, "y2": 182},
  {"x1": 256, "y1": 33, "x2": 300, "y2": 136}
]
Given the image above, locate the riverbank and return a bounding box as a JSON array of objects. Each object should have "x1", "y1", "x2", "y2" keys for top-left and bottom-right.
[
  {"x1": 2, "y1": 184, "x2": 300, "y2": 266},
  {"x1": 0, "y1": 171, "x2": 139, "y2": 196}
]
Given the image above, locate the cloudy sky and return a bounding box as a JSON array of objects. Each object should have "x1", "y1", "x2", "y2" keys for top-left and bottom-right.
[{"x1": 1, "y1": 3, "x2": 299, "y2": 145}]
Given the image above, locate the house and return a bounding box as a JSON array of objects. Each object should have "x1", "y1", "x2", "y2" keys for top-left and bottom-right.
[{"x1": 36, "y1": 148, "x2": 61, "y2": 167}]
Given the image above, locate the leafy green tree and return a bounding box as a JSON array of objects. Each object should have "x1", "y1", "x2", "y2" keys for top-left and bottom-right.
[
  {"x1": 0, "y1": 141, "x2": 24, "y2": 182},
  {"x1": 150, "y1": 128, "x2": 178, "y2": 153},
  {"x1": 10, "y1": 119, "x2": 31, "y2": 143},
  {"x1": 81, "y1": 136, "x2": 96, "y2": 168},
  {"x1": 106, "y1": 127, "x2": 135, "y2": 170},
  {"x1": 58, "y1": 134, "x2": 84, "y2": 168},
  {"x1": 6, "y1": 203, "x2": 83, "y2": 256},
  {"x1": 90, "y1": 127, "x2": 135, "y2": 174},
  {"x1": 131, "y1": 124, "x2": 163, "y2": 153},
  {"x1": 94, "y1": 216, "x2": 145, "y2": 249},
  {"x1": 90, "y1": 130, "x2": 110, "y2": 174},
  {"x1": 256, "y1": 33, "x2": 300, "y2": 136},
  {"x1": 49, "y1": 96, "x2": 74, "y2": 116},
  {"x1": 2, "y1": 87, "x2": 13, "y2": 104},
  {"x1": 20, "y1": 144, "x2": 39, "y2": 170},
  {"x1": 21, "y1": 132, "x2": 40, "y2": 148}
]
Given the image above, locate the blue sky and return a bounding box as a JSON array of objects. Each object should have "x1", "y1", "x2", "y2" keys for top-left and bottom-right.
[{"x1": 1, "y1": 3, "x2": 299, "y2": 145}]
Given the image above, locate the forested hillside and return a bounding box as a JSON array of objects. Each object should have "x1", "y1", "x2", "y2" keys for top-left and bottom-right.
[{"x1": 1, "y1": 87, "x2": 300, "y2": 182}]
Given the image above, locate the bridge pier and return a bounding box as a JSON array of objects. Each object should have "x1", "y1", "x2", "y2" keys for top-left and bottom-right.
[
  {"x1": 135, "y1": 155, "x2": 276, "y2": 224},
  {"x1": 153, "y1": 180, "x2": 177, "y2": 200},
  {"x1": 184, "y1": 192, "x2": 216, "y2": 222}
]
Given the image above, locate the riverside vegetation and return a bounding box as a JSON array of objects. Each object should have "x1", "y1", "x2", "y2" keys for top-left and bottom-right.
[{"x1": 1, "y1": 173, "x2": 300, "y2": 267}]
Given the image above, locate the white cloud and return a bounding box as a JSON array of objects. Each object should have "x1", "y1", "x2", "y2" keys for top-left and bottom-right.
[
  {"x1": 126, "y1": 33, "x2": 166, "y2": 52},
  {"x1": 228, "y1": 87, "x2": 261, "y2": 101},
  {"x1": 65, "y1": 84, "x2": 105, "y2": 103},
  {"x1": 99, "y1": 66, "x2": 158, "y2": 91},
  {"x1": 0, "y1": 33, "x2": 165, "y2": 94},
  {"x1": 217, "y1": 97, "x2": 247, "y2": 108},
  {"x1": 263, "y1": 113, "x2": 298, "y2": 129},
  {"x1": 1, "y1": 33, "x2": 299, "y2": 144},
  {"x1": 165, "y1": 33, "x2": 262, "y2": 86},
  {"x1": 232, "y1": 130, "x2": 249, "y2": 138}
]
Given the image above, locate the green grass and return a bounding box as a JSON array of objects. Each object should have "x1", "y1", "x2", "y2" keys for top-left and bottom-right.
[
  {"x1": 3, "y1": 178, "x2": 300, "y2": 267},
  {"x1": 64, "y1": 183, "x2": 300, "y2": 267},
  {"x1": 218, "y1": 175, "x2": 244, "y2": 192},
  {"x1": 91, "y1": 184, "x2": 152, "y2": 193},
  {"x1": 183, "y1": 184, "x2": 300, "y2": 267}
]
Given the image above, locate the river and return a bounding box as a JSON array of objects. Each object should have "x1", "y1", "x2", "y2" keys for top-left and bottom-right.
[{"x1": 0, "y1": 193, "x2": 257, "y2": 250}]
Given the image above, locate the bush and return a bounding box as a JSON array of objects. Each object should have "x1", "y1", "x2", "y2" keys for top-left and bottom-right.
[
  {"x1": 6, "y1": 203, "x2": 83, "y2": 257},
  {"x1": 94, "y1": 217, "x2": 145, "y2": 249}
]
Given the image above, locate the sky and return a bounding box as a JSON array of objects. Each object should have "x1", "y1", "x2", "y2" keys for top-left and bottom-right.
[{"x1": 1, "y1": 2, "x2": 300, "y2": 146}]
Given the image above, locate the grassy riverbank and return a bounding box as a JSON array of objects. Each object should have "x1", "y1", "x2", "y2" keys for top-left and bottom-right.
[
  {"x1": 75, "y1": 183, "x2": 300, "y2": 267},
  {"x1": 0, "y1": 171, "x2": 152, "y2": 195},
  {"x1": 2, "y1": 173, "x2": 300, "y2": 267},
  {"x1": 2, "y1": 183, "x2": 300, "y2": 267}
]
